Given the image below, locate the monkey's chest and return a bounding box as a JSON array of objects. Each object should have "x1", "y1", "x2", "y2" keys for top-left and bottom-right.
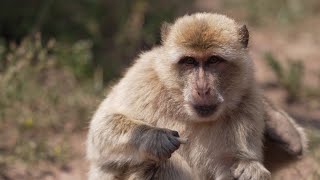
[
  {"x1": 179, "y1": 127, "x2": 237, "y2": 179},
  {"x1": 155, "y1": 118, "x2": 237, "y2": 178}
]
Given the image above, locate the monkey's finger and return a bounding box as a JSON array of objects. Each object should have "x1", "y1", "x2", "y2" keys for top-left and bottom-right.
[
  {"x1": 164, "y1": 136, "x2": 179, "y2": 152},
  {"x1": 177, "y1": 137, "x2": 188, "y2": 144},
  {"x1": 167, "y1": 135, "x2": 181, "y2": 149}
]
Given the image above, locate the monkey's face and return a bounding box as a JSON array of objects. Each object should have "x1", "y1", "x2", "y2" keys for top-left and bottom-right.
[
  {"x1": 158, "y1": 13, "x2": 254, "y2": 122},
  {"x1": 177, "y1": 54, "x2": 225, "y2": 118},
  {"x1": 164, "y1": 47, "x2": 253, "y2": 122},
  {"x1": 171, "y1": 49, "x2": 251, "y2": 121}
]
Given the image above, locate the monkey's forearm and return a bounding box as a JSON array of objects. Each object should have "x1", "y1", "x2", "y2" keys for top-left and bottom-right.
[
  {"x1": 263, "y1": 96, "x2": 307, "y2": 155},
  {"x1": 87, "y1": 113, "x2": 150, "y2": 164},
  {"x1": 228, "y1": 117, "x2": 270, "y2": 179},
  {"x1": 87, "y1": 113, "x2": 184, "y2": 166}
]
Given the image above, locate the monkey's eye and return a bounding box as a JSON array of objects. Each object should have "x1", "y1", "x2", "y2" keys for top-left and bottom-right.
[
  {"x1": 178, "y1": 56, "x2": 198, "y2": 66},
  {"x1": 206, "y1": 56, "x2": 225, "y2": 65}
]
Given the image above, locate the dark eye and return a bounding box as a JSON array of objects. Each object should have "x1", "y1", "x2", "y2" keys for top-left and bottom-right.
[
  {"x1": 206, "y1": 56, "x2": 225, "y2": 65},
  {"x1": 178, "y1": 56, "x2": 198, "y2": 66}
]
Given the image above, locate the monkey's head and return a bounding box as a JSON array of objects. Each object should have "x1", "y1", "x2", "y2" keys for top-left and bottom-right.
[{"x1": 154, "y1": 13, "x2": 254, "y2": 122}]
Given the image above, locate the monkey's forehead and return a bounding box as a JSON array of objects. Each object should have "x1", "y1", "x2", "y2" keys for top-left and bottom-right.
[{"x1": 167, "y1": 13, "x2": 240, "y2": 49}]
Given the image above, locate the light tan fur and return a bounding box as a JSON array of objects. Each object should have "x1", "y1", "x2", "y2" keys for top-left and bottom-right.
[{"x1": 87, "y1": 13, "x2": 306, "y2": 180}]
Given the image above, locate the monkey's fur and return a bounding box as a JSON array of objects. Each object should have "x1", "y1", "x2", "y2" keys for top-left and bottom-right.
[{"x1": 87, "y1": 13, "x2": 307, "y2": 180}]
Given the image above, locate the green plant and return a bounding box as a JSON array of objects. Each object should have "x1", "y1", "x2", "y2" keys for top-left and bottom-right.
[
  {"x1": 264, "y1": 52, "x2": 304, "y2": 103},
  {"x1": 53, "y1": 39, "x2": 94, "y2": 79}
]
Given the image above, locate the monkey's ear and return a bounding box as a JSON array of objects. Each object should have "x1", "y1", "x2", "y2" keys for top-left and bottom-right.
[
  {"x1": 161, "y1": 22, "x2": 172, "y2": 43},
  {"x1": 238, "y1": 25, "x2": 249, "y2": 48}
]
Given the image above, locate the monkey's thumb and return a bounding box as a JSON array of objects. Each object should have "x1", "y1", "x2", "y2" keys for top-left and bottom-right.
[{"x1": 177, "y1": 137, "x2": 188, "y2": 144}]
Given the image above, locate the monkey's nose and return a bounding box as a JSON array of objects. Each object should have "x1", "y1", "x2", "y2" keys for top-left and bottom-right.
[{"x1": 196, "y1": 88, "x2": 210, "y2": 98}]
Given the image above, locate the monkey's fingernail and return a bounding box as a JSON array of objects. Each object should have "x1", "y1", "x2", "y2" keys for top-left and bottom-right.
[
  {"x1": 172, "y1": 131, "x2": 180, "y2": 137},
  {"x1": 177, "y1": 137, "x2": 188, "y2": 144}
]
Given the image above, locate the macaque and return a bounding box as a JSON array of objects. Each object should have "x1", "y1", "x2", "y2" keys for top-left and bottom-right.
[{"x1": 87, "y1": 13, "x2": 306, "y2": 180}]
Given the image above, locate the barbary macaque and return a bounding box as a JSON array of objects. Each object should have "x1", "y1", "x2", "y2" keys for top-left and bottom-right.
[{"x1": 87, "y1": 13, "x2": 307, "y2": 180}]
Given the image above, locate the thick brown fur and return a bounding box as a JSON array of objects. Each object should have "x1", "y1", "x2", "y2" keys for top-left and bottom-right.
[{"x1": 87, "y1": 13, "x2": 306, "y2": 180}]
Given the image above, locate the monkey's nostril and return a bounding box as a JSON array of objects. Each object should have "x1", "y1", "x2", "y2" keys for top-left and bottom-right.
[{"x1": 205, "y1": 88, "x2": 210, "y2": 95}]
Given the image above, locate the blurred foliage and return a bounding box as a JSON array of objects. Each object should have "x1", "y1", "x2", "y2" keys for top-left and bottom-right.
[
  {"x1": 53, "y1": 39, "x2": 93, "y2": 79},
  {"x1": 264, "y1": 52, "x2": 320, "y2": 105},
  {"x1": 264, "y1": 53, "x2": 304, "y2": 103},
  {"x1": 222, "y1": 0, "x2": 320, "y2": 25},
  {"x1": 0, "y1": 0, "x2": 319, "y2": 82},
  {"x1": 0, "y1": 35, "x2": 101, "y2": 171},
  {"x1": 0, "y1": 0, "x2": 193, "y2": 82}
]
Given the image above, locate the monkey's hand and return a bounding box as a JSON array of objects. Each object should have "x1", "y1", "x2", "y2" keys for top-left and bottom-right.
[
  {"x1": 231, "y1": 160, "x2": 271, "y2": 180},
  {"x1": 138, "y1": 127, "x2": 187, "y2": 161}
]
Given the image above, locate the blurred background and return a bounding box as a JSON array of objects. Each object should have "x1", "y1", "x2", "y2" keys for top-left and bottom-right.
[{"x1": 0, "y1": 0, "x2": 319, "y2": 179}]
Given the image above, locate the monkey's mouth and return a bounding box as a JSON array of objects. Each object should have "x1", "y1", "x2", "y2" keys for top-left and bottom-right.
[{"x1": 192, "y1": 104, "x2": 218, "y2": 117}]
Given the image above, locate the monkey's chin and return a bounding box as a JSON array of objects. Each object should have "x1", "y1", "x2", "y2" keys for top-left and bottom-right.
[{"x1": 184, "y1": 103, "x2": 222, "y2": 122}]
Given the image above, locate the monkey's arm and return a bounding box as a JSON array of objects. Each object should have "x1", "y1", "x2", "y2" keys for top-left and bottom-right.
[
  {"x1": 87, "y1": 110, "x2": 184, "y2": 175},
  {"x1": 230, "y1": 126, "x2": 271, "y2": 180},
  {"x1": 227, "y1": 95, "x2": 271, "y2": 180},
  {"x1": 263, "y1": 97, "x2": 307, "y2": 156}
]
